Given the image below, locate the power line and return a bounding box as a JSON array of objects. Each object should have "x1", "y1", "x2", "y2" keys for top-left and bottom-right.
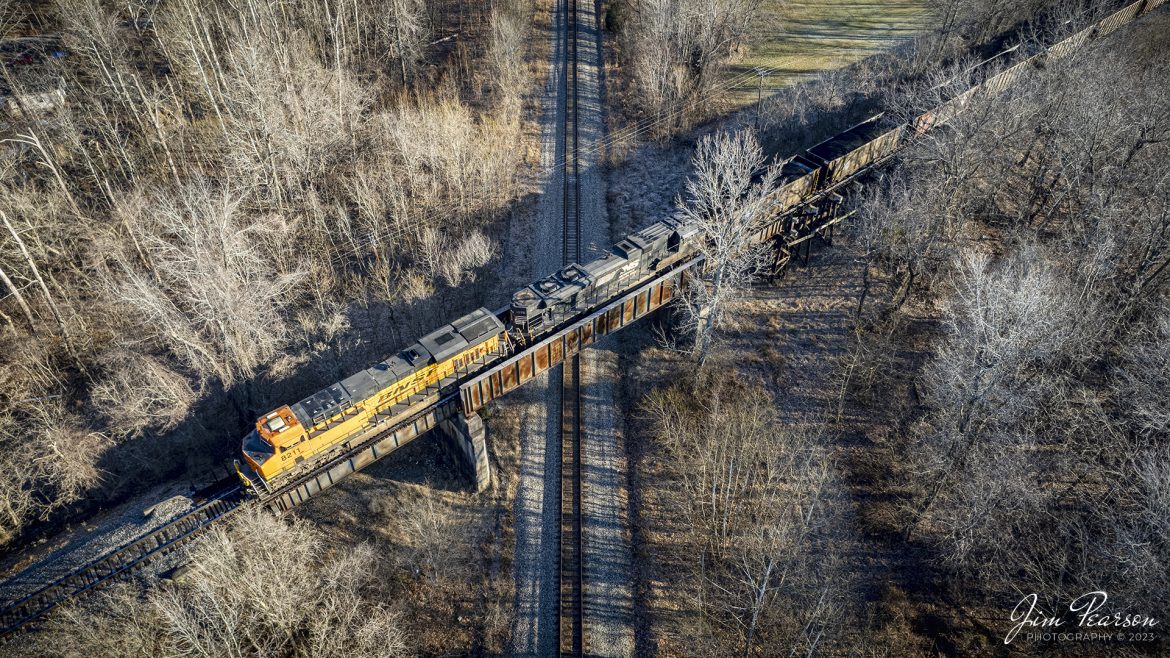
[{"x1": 318, "y1": 67, "x2": 774, "y2": 273}]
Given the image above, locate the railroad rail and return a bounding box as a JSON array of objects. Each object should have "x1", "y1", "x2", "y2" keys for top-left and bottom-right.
[
  {"x1": 562, "y1": 0, "x2": 581, "y2": 268},
  {"x1": 559, "y1": 356, "x2": 585, "y2": 656},
  {"x1": 558, "y1": 0, "x2": 587, "y2": 654}
]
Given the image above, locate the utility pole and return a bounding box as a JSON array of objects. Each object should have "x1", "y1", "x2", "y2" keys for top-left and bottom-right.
[{"x1": 753, "y1": 67, "x2": 770, "y2": 131}]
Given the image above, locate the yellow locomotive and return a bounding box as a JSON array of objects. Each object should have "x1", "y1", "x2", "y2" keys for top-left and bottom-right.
[{"x1": 238, "y1": 308, "x2": 505, "y2": 487}]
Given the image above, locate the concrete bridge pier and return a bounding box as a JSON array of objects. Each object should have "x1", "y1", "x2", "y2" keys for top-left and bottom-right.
[{"x1": 437, "y1": 411, "x2": 492, "y2": 492}]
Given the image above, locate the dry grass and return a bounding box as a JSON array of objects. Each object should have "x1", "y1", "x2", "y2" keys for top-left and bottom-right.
[
  {"x1": 622, "y1": 234, "x2": 977, "y2": 654},
  {"x1": 722, "y1": 0, "x2": 933, "y2": 107},
  {"x1": 292, "y1": 415, "x2": 520, "y2": 656},
  {"x1": 621, "y1": 343, "x2": 699, "y2": 656}
]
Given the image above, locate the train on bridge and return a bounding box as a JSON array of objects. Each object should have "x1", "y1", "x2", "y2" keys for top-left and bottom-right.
[
  {"x1": 235, "y1": 104, "x2": 930, "y2": 488},
  {"x1": 236, "y1": 0, "x2": 1167, "y2": 490}
]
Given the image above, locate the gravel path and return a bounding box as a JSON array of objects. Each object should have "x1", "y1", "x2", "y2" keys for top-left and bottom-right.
[
  {"x1": 580, "y1": 342, "x2": 634, "y2": 657},
  {"x1": 575, "y1": 0, "x2": 634, "y2": 655},
  {"x1": 510, "y1": 0, "x2": 633, "y2": 655},
  {"x1": 0, "y1": 483, "x2": 194, "y2": 607},
  {"x1": 508, "y1": 0, "x2": 568, "y2": 652}
]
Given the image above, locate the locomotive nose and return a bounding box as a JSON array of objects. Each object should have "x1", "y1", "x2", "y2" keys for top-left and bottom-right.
[{"x1": 241, "y1": 429, "x2": 274, "y2": 472}]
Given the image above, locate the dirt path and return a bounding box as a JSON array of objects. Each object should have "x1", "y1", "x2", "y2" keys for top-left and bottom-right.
[{"x1": 576, "y1": 0, "x2": 635, "y2": 655}]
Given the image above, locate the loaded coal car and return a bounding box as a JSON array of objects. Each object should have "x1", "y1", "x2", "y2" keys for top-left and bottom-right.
[
  {"x1": 237, "y1": 307, "x2": 505, "y2": 489},
  {"x1": 804, "y1": 115, "x2": 905, "y2": 189},
  {"x1": 764, "y1": 155, "x2": 821, "y2": 214},
  {"x1": 511, "y1": 216, "x2": 702, "y2": 339},
  {"x1": 753, "y1": 156, "x2": 823, "y2": 243}
]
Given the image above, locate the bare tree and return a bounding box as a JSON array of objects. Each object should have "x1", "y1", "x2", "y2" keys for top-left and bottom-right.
[
  {"x1": 718, "y1": 433, "x2": 834, "y2": 658},
  {"x1": 0, "y1": 257, "x2": 36, "y2": 333},
  {"x1": 906, "y1": 247, "x2": 1083, "y2": 543},
  {"x1": 856, "y1": 172, "x2": 956, "y2": 311},
  {"x1": 0, "y1": 0, "x2": 538, "y2": 544},
  {"x1": 643, "y1": 376, "x2": 843, "y2": 655},
  {"x1": 442, "y1": 230, "x2": 496, "y2": 287},
  {"x1": 1121, "y1": 446, "x2": 1170, "y2": 607},
  {"x1": 820, "y1": 18, "x2": 1170, "y2": 631},
  {"x1": 390, "y1": 488, "x2": 474, "y2": 585},
  {"x1": 0, "y1": 396, "x2": 109, "y2": 543},
  {"x1": 389, "y1": 0, "x2": 429, "y2": 86},
  {"x1": 1115, "y1": 310, "x2": 1170, "y2": 441},
  {"x1": 13, "y1": 508, "x2": 406, "y2": 658},
  {"x1": 488, "y1": 3, "x2": 530, "y2": 110},
  {"x1": 676, "y1": 130, "x2": 779, "y2": 368},
  {"x1": 105, "y1": 180, "x2": 306, "y2": 387},
  {"x1": 89, "y1": 350, "x2": 196, "y2": 440},
  {"x1": 1, "y1": 210, "x2": 79, "y2": 357},
  {"x1": 621, "y1": 0, "x2": 763, "y2": 135}
]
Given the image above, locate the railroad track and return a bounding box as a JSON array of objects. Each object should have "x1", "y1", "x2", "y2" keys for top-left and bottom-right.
[
  {"x1": 0, "y1": 394, "x2": 458, "y2": 639},
  {"x1": 559, "y1": 356, "x2": 585, "y2": 656},
  {"x1": 558, "y1": 0, "x2": 586, "y2": 655},
  {"x1": 561, "y1": 0, "x2": 580, "y2": 267},
  {"x1": 0, "y1": 486, "x2": 246, "y2": 637}
]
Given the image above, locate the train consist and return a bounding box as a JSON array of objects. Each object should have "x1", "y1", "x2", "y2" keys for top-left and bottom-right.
[{"x1": 236, "y1": 0, "x2": 1165, "y2": 491}]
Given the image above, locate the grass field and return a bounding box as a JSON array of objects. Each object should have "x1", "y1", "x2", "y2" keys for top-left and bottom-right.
[{"x1": 723, "y1": 0, "x2": 933, "y2": 106}]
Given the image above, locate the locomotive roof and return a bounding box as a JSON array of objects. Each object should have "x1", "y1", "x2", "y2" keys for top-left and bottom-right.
[
  {"x1": 290, "y1": 308, "x2": 503, "y2": 426},
  {"x1": 634, "y1": 221, "x2": 673, "y2": 243},
  {"x1": 420, "y1": 307, "x2": 504, "y2": 364},
  {"x1": 452, "y1": 307, "x2": 505, "y2": 345},
  {"x1": 292, "y1": 382, "x2": 352, "y2": 426},
  {"x1": 613, "y1": 237, "x2": 642, "y2": 259},
  {"x1": 806, "y1": 115, "x2": 891, "y2": 163},
  {"x1": 581, "y1": 251, "x2": 626, "y2": 279},
  {"x1": 420, "y1": 326, "x2": 470, "y2": 363}
]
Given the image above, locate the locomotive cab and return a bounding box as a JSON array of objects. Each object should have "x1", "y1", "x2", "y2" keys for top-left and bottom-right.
[
  {"x1": 665, "y1": 215, "x2": 701, "y2": 255},
  {"x1": 240, "y1": 406, "x2": 309, "y2": 483},
  {"x1": 511, "y1": 267, "x2": 596, "y2": 338},
  {"x1": 257, "y1": 406, "x2": 309, "y2": 452},
  {"x1": 238, "y1": 431, "x2": 271, "y2": 490},
  {"x1": 511, "y1": 286, "x2": 544, "y2": 335}
]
